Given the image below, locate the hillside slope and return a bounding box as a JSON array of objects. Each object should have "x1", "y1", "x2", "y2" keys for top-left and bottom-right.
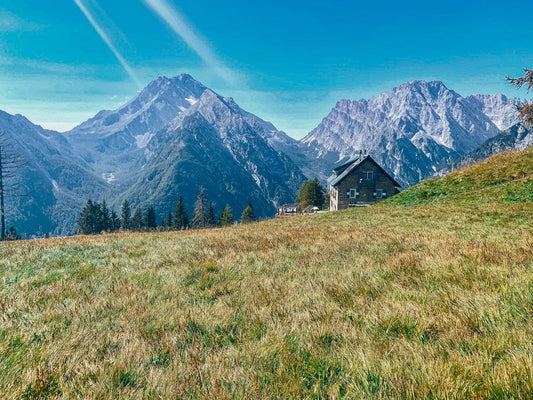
[
  {"x1": 386, "y1": 146, "x2": 533, "y2": 206},
  {"x1": 451, "y1": 123, "x2": 533, "y2": 171},
  {"x1": 0, "y1": 149, "x2": 532, "y2": 398},
  {"x1": 0, "y1": 111, "x2": 107, "y2": 236}
]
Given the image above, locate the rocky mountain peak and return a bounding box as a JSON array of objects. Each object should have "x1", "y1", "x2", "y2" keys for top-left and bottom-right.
[{"x1": 300, "y1": 80, "x2": 521, "y2": 187}]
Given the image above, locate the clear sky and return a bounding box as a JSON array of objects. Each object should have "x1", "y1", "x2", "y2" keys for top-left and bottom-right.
[{"x1": 1, "y1": 0, "x2": 531, "y2": 138}]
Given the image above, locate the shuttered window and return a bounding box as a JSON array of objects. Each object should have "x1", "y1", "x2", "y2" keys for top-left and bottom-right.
[
  {"x1": 361, "y1": 171, "x2": 373, "y2": 180},
  {"x1": 347, "y1": 189, "x2": 359, "y2": 199},
  {"x1": 375, "y1": 189, "x2": 385, "y2": 199}
]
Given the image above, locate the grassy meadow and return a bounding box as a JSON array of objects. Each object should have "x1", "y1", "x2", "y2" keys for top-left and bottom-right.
[{"x1": 1, "y1": 148, "x2": 532, "y2": 399}]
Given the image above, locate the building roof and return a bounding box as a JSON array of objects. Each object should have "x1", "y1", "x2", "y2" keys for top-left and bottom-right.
[
  {"x1": 279, "y1": 203, "x2": 300, "y2": 208},
  {"x1": 328, "y1": 155, "x2": 401, "y2": 188},
  {"x1": 332, "y1": 156, "x2": 360, "y2": 175}
]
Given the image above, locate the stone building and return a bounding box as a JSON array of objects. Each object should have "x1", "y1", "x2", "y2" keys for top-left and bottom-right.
[{"x1": 328, "y1": 155, "x2": 401, "y2": 210}]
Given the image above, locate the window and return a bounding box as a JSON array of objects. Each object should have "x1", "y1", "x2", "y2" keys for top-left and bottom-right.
[
  {"x1": 346, "y1": 188, "x2": 359, "y2": 199},
  {"x1": 359, "y1": 171, "x2": 376, "y2": 180},
  {"x1": 373, "y1": 189, "x2": 387, "y2": 199}
]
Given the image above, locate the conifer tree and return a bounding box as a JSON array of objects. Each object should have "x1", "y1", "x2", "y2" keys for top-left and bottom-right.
[
  {"x1": 218, "y1": 204, "x2": 234, "y2": 227},
  {"x1": 100, "y1": 200, "x2": 111, "y2": 232},
  {"x1": 131, "y1": 207, "x2": 142, "y2": 231},
  {"x1": 121, "y1": 199, "x2": 131, "y2": 230},
  {"x1": 110, "y1": 210, "x2": 121, "y2": 232},
  {"x1": 207, "y1": 202, "x2": 216, "y2": 228},
  {"x1": 240, "y1": 203, "x2": 255, "y2": 224},
  {"x1": 143, "y1": 207, "x2": 157, "y2": 230},
  {"x1": 166, "y1": 212, "x2": 172, "y2": 228},
  {"x1": 77, "y1": 199, "x2": 99, "y2": 234},
  {"x1": 172, "y1": 196, "x2": 189, "y2": 230},
  {"x1": 192, "y1": 188, "x2": 209, "y2": 229}
]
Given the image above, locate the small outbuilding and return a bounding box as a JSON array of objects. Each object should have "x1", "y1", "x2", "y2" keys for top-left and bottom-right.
[
  {"x1": 277, "y1": 203, "x2": 301, "y2": 217},
  {"x1": 328, "y1": 154, "x2": 401, "y2": 211}
]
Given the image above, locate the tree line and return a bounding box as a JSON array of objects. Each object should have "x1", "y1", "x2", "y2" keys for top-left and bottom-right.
[{"x1": 76, "y1": 188, "x2": 255, "y2": 235}]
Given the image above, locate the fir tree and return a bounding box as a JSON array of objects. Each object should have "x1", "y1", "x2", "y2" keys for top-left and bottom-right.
[
  {"x1": 192, "y1": 188, "x2": 209, "y2": 229},
  {"x1": 110, "y1": 210, "x2": 121, "y2": 232},
  {"x1": 218, "y1": 204, "x2": 234, "y2": 227},
  {"x1": 131, "y1": 207, "x2": 142, "y2": 231},
  {"x1": 121, "y1": 199, "x2": 131, "y2": 230},
  {"x1": 166, "y1": 212, "x2": 173, "y2": 228},
  {"x1": 207, "y1": 202, "x2": 216, "y2": 228},
  {"x1": 172, "y1": 196, "x2": 189, "y2": 230},
  {"x1": 143, "y1": 207, "x2": 157, "y2": 230},
  {"x1": 100, "y1": 200, "x2": 111, "y2": 232},
  {"x1": 240, "y1": 203, "x2": 255, "y2": 224},
  {"x1": 77, "y1": 199, "x2": 99, "y2": 234}
]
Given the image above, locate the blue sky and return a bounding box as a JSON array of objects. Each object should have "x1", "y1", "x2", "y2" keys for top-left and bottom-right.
[{"x1": 1, "y1": 0, "x2": 531, "y2": 138}]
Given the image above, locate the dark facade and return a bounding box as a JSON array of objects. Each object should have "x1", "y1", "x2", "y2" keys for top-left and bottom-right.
[{"x1": 328, "y1": 156, "x2": 400, "y2": 210}]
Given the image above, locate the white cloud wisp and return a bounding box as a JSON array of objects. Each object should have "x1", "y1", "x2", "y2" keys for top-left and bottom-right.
[
  {"x1": 142, "y1": 0, "x2": 239, "y2": 87},
  {"x1": 73, "y1": 0, "x2": 142, "y2": 88}
]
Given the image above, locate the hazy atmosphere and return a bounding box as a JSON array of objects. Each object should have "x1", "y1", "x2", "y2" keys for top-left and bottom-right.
[{"x1": 1, "y1": 0, "x2": 531, "y2": 137}]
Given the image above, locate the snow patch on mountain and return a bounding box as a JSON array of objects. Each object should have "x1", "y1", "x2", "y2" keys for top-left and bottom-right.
[
  {"x1": 102, "y1": 173, "x2": 116, "y2": 184},
  {"x1": 185, "y1": 96, "x2": 198, "y2": 105},
  {"x1": 135, "y1": 132, "x2": 153, "y2": 148}
]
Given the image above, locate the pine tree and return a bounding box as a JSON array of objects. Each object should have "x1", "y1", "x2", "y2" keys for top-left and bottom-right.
[
  {"x1": 207, "y1": 202, "x2": 216, "y2": 228},
  {"x1": 240, "y1": 203, "x2": 255, "y2": 224},
  {"x1": 143, "y1": 207, "x2": 157, "y2": 230},
  {"x1": 218, "y1": 204, "x2": 234, "y2": 227},
  {"x1": 192, "y1": 188, "x2": 209, "y2": 229},
  {"x1": 131, "y1": 207, "x2": 142, "y2": 231},
  {"x1": 77, "y1": 199, "x2": 99, "y2": 234},
  {"x1": 172, "y1": 196, "x2": 189, "y2": 230},
  {"x1": 110, "y1": 210, "x2": 121, "y2": 232},
  {"x1": 121, "y1": 199, "x2": 131, "y2": 230},
  {"x1": 166, "y1": 212, "x2": 172, "y2": 228},
  {"x1": 100, "y1": 200, "x2": 111, "y2": 232}
]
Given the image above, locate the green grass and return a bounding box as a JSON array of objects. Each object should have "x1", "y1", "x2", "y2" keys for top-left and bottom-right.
[
  {"x1": 386, "y1": 147, "x2": 533, "y2": 206},
  {"x1": 0, "y1": 148, "x2": 532, "y2": 399}
]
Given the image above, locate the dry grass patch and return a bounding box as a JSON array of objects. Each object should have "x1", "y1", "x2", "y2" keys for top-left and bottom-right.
[{"x1": 0, "y1": 180, "x2": 533, "y2": 398}]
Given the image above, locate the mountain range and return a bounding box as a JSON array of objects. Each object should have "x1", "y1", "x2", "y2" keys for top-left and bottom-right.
[
  {"x1": 450, "y1": 123, "x2": 533, "y2": 171},
  {"x1": 0, "y1": 75, "x2": 529, "y2": 236},
  {"x1": 299, "y1": 81, "x2": 524, "y2": 187}
]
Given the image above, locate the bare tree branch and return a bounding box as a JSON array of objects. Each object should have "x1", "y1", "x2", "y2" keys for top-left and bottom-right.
[
  {"x1": 507, "y1": 68, "x2": 533, "y2": 127},
  {"x1": 0, "y1": 129, "x2": 27, "y2": 239},
  {"x1": 506, "y1": 68, "x2": 533, "y2": 91}
]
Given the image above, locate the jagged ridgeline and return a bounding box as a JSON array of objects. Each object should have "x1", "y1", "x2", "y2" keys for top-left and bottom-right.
[
  {"x1": 0, "y1": 75, "x2": 528, "y2": 236},
  {"x1": 0, "y1": 75, "x2": 306, "y2": 236},
  {"x1": 300, "y1": 82, "x2": 524, "y2": 186}
]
